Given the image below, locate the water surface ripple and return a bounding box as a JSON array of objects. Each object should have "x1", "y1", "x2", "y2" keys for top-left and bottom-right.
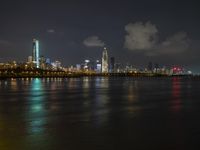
[{"x1": 0, "y1": 77, "x2": 200, "y2": 150}]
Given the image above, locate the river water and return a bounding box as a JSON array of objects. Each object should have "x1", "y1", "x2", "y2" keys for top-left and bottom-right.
[{"x1": 0, "y1": 77, "x2": 200, "y2": 150}]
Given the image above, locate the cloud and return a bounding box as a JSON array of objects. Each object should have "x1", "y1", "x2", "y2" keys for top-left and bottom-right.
[
  {"x1": 124, "y1": 22, "x2": 158, "y2": 50},
  {"x1": 145, "y1": 32, "x2": 190, "y2": 56},
  {"x1": 83, "y1": 36, "x2": 105, "y2": 47},
  {"x1": 124, "y1": 21, "x2": 190, "y2": 55},
  {"x1": 157, "y1": 32, "x2": 189, "y2": 54},
  {"x1": 47, "y1": 29, "x2": 55, "y2": 33}
]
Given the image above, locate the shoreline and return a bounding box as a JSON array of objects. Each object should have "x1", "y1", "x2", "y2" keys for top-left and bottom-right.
[{"x1": 0, "y1": 74, "x2": 195, "y2": 80}]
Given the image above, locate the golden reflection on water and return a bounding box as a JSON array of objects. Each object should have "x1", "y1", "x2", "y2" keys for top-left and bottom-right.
[
  {"x1": 67, "y1": 78, "x2": 79, "y2": 89},
  {"x1": 81, "y1": 77, "x2": 110, "y2": 126},
  {"x1": 93, "y1": 78, "x2": 110, "y2": 126},
  {"x1": 94, "y1": 77, "x2": 109, "y2": 106},
  {"x1": 124, "y1": 80, "x2": 139, "y2": 114},
  {"x1": 95, "y1": 77, "x2": 109, "y2": 88},
  {"x1": 10, "y1": 78, "x2": 17, "y2": 92},
  {"x1": 82, "y1": 77, "x2": 92, "y2": 122},
  {"x1": 82, "y1": 77, "x2": 90, "y2": 100},
  {"x1": 127, "y1": 81, "x2": 138, "y2": 102}
]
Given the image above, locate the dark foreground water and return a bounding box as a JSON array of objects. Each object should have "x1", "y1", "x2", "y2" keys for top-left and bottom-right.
[{"x1": 0, "y1": 77, "x2": 200, "y2": 150}]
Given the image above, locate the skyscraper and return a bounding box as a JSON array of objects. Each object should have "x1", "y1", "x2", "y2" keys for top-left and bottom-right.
[
  {"x1": 110, "y1": 57, "x2": 115, "y2": 73},
  {"x1": 28, "y1": 56, "x2": 32, "y2": 63},
  {"x1": 32, "y1": 39, "x2": 40, "y2": 68},
  {"x1": 95, "y1": 60, "x2": 101, "y2": 73},
  {"x1": 102, "y1": 47, "x2": 108, "y2": 73}
]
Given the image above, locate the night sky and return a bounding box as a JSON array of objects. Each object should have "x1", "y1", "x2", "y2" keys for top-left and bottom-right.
[{"x1": 0, "y1": 0, "x2": 200, "y2": 72}]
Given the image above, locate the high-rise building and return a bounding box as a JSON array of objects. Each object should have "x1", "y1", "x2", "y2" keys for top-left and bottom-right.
[
  {"x1": 51, "y1": 61, "x2": 61, "y2": 70},
  {"x1": 40, "y1": 56, "x2": 46, "y2": 69},
  {"x1": 28, "y1": 56, "x2": 32, "y2": 63},
  {"x1": 101, "y1": 47, "x2": 108, "y2": 73},
  {"x1": 84, "y1": 60, "x2": 90, "y2": 70},
  {"x1": 110, "y1": 57, "x2": 115, "y2": 73},
  {"x1": 46, "y1": 58, "x2": 51, "y2": 64},
  {"x1": 154, "y1": 63, "x2": 159, "y2": 73},
  {"x1": 115, "y1": 63, "x2": 122, "y2": 73},
  {"x1": 95, "y1": 60, "x2": 101, "y2": 73},
  {"x1": 40, "y1": 56, "x2": 46, "y2": 64},
  {"x1": 76, "y1": 64, "x2": 81, "y2": 71},
  {"x1": 32, "y1": 39, "x2": 40, "y2": 68}
]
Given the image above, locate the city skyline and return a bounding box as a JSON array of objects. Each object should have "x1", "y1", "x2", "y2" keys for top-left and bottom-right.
[
  {"x1": 1, "y1": 38, "x2": 190, "y2": 76},
  {"x1": 0, "y1": 0, "x2": 200, "y2": 73},
  {"x1": 1, "y1": 2, "x2": 200, "y2": 149},
  {"x1": 0, "y1": 38, "x2": 196, "y2": 75}
]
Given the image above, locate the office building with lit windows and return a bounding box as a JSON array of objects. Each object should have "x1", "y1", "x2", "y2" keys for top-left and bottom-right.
[
  {"x1": 32, "y1": 39, "x2": 40, "y2": 68},
  {"x1": 101, "y1": 47, "x2": 108, "y2": 73}
]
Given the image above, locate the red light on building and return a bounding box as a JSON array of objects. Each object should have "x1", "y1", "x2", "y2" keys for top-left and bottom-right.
[{"x1": 172, "y1": 66, "x2": 184, "y2": 75}]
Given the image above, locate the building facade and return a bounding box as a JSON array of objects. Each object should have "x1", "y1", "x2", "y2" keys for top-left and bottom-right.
[
  {"x1": 110, "y1": 57, "x2": 115, "y2": 73},
  {"x1": 101, "y1": 47, "x2": 109, "y2": 73},
  {"x1": 32, "y1": 39, "x2": 40, "y2": 68}
]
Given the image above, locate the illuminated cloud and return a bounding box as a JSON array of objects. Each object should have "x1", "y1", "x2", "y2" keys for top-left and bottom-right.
[
  {"x1": 83, "y1": 36, "x2": 105, "y2": 47},
  {"x1": 158, "y1": 32, "x2": 189, "y2": 54},
  {"x1": 124, "y1": 21, "x2": 190, "y2": 55},
  {"x1": 146, "y1": 32, "x2": 190, "y2": 56},
  {"x1": 124, "y1": 22, "x2": 158, "y2": 50}
]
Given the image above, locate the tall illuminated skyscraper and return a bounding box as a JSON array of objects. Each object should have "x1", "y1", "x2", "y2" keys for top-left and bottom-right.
[
  {"x1": 102, "y1": 47, "x2": 108, "y2": 73},
  {"x1": 32, "y1": 39, "x2": 40, "y2": 68}
]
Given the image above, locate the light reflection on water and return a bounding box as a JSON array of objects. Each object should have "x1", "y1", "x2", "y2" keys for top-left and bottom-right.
[
  {"x1": 27, "y1": 78, "x2": 46, "y2": 135},
  {"x1": 0, "y1": 77, "x2": 200, "y2": 149},
  {"x1": 93, "y1": 78, "x2": 110, "y2": 126},
  {"x1": 126, "y1": 81, "x2": 139, "y2": 114},
  {"x1": 171, "y1": 78, "x2": 182, "y2": 113}
]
